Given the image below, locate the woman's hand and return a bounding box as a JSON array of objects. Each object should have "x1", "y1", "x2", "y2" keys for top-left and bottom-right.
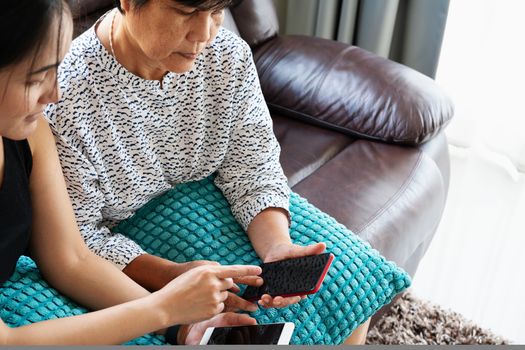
[
  {"x1": 223, "y1": 275, "x2": 263, "y2": 312},
  {"x1": 258, "y1": 242, "x2": 326, "y2": 309},
  {"x1": 174, "y1": 261, "x2": 264, "y2": 313},
  {"x1": 171, "y1": 260, "x2": 220, "y2": 277},
  {"x1": 179, "y1": 312, "x2": 258, "y2": 345},
  {"x1": 152, "y1": 264, "x2": 261, "y2": 326}
]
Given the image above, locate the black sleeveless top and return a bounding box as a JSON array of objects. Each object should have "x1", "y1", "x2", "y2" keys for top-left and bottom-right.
[{"x1": 0, "y1": 137, "x2": 32, "y2": 286}]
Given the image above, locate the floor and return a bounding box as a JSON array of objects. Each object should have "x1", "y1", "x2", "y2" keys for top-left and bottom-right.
[{"x1": 410, "y1": 145, "x2": 525, "y2": 344}]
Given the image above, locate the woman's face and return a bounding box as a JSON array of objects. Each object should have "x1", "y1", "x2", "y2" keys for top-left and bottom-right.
[
  {"x1": 0, "y1": 12, "x2": 72, "y2": 140},
  {"x1": 123, "y1": 0, "x2": 225, "y2": 73}
]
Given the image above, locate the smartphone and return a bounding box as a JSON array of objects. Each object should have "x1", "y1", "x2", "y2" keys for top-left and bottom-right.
[
  {"x1": 199, "y1": 322, "x2": 295, "y2": 345},
  {"x1": 242, "y1": 253, "x2": 334, "y2": 301}
]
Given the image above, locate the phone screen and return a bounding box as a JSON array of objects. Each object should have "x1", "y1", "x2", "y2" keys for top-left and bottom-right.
[
  {"x1": 242, "y1": 253, "x2": 333, "y2": 301},
  {"x1": 206, "y1": 324, "x2": 285, "y2": 345}
]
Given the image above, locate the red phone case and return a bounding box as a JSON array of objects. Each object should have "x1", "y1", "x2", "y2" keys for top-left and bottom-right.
[{"x1": 279, "y1": 253, "x2": 334, "y2": 298}]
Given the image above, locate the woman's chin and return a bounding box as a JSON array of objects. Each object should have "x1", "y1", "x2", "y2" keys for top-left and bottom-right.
[
  {"x1": 164, "y1": 55, "x2": 198, "y2": 74},
  {"x1": 167, "y1": 63, "x2": 195, "y2": 74},
  {"x1": 7, "y1": 120, "x2": 39, "y2": 140}
]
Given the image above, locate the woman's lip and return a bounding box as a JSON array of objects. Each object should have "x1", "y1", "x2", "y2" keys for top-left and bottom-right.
[
  {"x1": 178, "y1": 52, "x2": 199, "y2": 60},
  {"x1": 25, "y1": 113, "x2": 41, "y2": 122},
  {"x1": 26, "y1": 111, "x2": 43, "y2": 119}
]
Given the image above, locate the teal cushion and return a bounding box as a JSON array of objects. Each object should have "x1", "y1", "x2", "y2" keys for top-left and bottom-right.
[
  {"x1": 112, "y1": 176, "x2": 411, "y2": 345},
  {"x1": 0, "y1": 256, "x2": 165, "y2": 345}
]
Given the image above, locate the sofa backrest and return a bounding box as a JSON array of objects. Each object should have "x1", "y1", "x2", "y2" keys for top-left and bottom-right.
[{"x1": 69, "y1": 0, "x2": 279, "y2": 48}]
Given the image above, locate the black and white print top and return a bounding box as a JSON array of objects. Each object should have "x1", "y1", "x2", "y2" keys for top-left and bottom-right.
[{"x1": 44, "y1": 25, "x2": 290, "y2": 270}]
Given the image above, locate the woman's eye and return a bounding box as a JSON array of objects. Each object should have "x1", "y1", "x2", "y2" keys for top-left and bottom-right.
[
  {"x1": 175, "y1": 7, "x2": 197, "y2": 16},
  {"x1": 25, "y1": 80, "x2": 44, "y2": 87}
]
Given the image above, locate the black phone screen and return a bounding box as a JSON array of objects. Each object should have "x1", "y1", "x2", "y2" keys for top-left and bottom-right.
[
  {"x1": 206, "y1": 324, "x2": 285, "y2": 345},
  {"x1": 242, "y1": 253, "x2": 332, "y2": 300}
]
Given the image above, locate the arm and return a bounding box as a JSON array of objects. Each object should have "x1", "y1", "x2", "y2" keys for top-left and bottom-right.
[
  {"x1": 0, "y1": 119, "x2": 264, "y2": 344},
  {"x1": 27, "y1": 117, "x2": 151, "y2": 310},
  {"x1": 17, "y1": 118, "x2": 261, "y2": 344},
  {"x1": 0, "y1": 266, "x2": 259, "y2": 346},
  {"x1": 215, "y1": 41, "x2": 291, "y2": 234},
  {"x1": 0, "y1": 295, "x2": 165, "y2": 345},
  {"x1": 215, "y1": 41, "x2": 327, "y2": 307},
  {"x1": 215, "y1": 41, "x2": 319, "y2": 260},
  {"x1": 46, "y1": 119, "x2": 147, "y2": 271},
  {"x1": 3, "y1": 118, "x2": 164, "y2": 344}
]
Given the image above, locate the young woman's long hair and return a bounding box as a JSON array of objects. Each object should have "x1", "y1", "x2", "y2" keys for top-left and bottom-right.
[{"x1": 0, "y1": 0, "x2": 69, "y2": 71}]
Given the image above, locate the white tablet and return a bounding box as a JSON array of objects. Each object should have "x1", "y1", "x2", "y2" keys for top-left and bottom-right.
[{"x1": 199, "y1": 322, "x2": 295, "y2": 345}]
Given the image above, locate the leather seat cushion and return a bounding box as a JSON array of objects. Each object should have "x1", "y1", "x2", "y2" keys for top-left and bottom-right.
[{"x1": 274, "y1": 114, "x2": 445, "y2": 267}]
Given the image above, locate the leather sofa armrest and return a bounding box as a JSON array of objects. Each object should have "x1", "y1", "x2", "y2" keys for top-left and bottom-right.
[{"x1": 253, "y1": 35, "x2": 454, "y2": 145}]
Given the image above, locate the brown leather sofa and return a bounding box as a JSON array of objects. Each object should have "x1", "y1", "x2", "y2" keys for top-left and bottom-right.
[{"x1": 69, "y1": 0, "x2": 453, "y2": 325}]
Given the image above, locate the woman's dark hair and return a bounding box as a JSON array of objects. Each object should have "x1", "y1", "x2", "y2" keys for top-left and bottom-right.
[
  {"x1": 114, "y1": 0, "x2": 242, "y2": 13},
  {"x1": 0, "y1": 0, "x2": 69, "y2": 71}
]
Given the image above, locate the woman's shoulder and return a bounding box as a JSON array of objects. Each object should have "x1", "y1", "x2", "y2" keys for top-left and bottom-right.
[
  {"x1": 206, "y1": 27, "x2": 252, "y2": 63},
  {"x1": 45, "y1": 28, "x2": 106, "y2": 128},
  {"x1": 59, "y1": 28, "x2": 106, "y2": 83}
]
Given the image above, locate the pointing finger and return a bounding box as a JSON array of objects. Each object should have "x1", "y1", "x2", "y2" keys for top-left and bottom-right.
[{"x1": 214, "y1": 265, "x2": 262, "y2": 279}]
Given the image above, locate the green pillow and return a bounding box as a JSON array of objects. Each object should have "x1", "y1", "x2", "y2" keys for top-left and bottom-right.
[
  {"x1": 113, "y1": 176, "x2": 411, "y2": 345},
  {"x1": 0, "y1": 256, "x2": 165, "y2": 345}
]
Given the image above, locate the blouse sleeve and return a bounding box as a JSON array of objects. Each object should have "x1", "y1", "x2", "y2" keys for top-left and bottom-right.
[
  {"x1": 44, "y1": 105, "x2": 146, "y2": 271},
  {"x1": 214, "y1": 42, "x2": 290, "y2": 231}
]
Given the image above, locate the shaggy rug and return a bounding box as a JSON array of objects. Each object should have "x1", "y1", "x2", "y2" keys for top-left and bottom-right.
[{"x1": 366, "y1": 291, "x2": 511, "y2": 345}]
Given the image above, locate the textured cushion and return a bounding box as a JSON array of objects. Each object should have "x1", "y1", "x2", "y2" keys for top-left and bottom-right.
[
  {"x1": 0, "y1": 256, "x2": 165, "y2": 345},
  {"x1": 112, "y1": 175, "x2": 411, "y2": 345}
]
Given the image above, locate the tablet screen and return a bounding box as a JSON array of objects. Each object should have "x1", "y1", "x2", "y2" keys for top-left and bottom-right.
[{"x1": 206, "y1": 324, "x2": 285, "y2": 345}]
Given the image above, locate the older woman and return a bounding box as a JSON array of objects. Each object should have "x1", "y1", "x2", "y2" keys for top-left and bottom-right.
[
  {"x1": 0, "y1": 0, "x2": 262, "y2": 345},
  {"x1": 45, "y1": 0, "x2": 370, "y2": 344}
]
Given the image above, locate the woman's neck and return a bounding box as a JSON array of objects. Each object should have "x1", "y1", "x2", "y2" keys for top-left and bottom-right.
[
  {"x1": 98, "y1": 10, "x2": 167, "y2": 82},
  {"x1": 0, "y1": 137, "x2": 5, "y2": 189}
]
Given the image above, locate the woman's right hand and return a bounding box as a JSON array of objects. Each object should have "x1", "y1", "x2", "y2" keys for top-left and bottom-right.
[{"x1": 152, "y1": 264, "x2": 262, "y2": 326}]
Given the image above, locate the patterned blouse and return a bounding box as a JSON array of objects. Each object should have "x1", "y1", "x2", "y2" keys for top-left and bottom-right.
[{"x1": 45, "y1": 25, "x2": 290, "y2": 270}]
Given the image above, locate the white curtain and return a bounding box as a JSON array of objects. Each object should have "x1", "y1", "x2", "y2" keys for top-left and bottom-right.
[
  {"x1": 441, "y1": 0, "x2": 525, "y2": 175},
  {"x1": 412, "y1": 0, "x2": 525, "y2": 343},
  {"x1": 277, "y1": 0, "x2": 449, "y2": 78}
]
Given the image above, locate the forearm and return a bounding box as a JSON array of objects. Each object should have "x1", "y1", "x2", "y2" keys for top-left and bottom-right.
[
  {"x1": 43, "y1": 251, "x2": 151, "y2": 311},
  {"x1": 247, "y1": 208, "x2": 291, "y2": 262},
  {"x1": 3, "y1": 296, "x2": 167, "y2": 345},
  {"x1": 122, "y1": 254, "x2": 177, "y2": 292}
]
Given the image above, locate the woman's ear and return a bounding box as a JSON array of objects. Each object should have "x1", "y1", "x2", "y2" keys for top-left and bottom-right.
[{"x1": 119, "y1": 0, "x2": 131, "y2": 14}]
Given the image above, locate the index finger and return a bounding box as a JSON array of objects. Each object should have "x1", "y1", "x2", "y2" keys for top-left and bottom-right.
[{"x1": 214, "y1": 265, "x2": 262, "y2": 279}]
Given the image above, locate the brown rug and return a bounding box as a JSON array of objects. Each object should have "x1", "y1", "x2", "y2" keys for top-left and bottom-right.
[{"x1": 366, "y1": 291, "x2": 511, "y2": 345}]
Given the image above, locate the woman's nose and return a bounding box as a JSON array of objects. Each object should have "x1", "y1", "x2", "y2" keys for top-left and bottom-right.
[
  {"x1": 187, "y1": 12, "x2": 212, "y2": 44},
  {"x1": 39, "y1": 81, "x2": 61, "y2": 105}
]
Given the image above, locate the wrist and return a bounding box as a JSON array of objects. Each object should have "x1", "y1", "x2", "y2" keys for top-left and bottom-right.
[
  {"x1": 248, "y1": 208, "x2": 291, "y2": 262},
  {"x1": 148, "y1": 290, "x2": 183, "y2": 330},
  {"x1": 261, "y1": 241, "x2": 293, "y2": 262},
  {"x1": 123, "y1": 254, "x2": 178, "y2": 291},
  {"x1": 177, "y1": 324, "x2": 191, "y2": 345}
]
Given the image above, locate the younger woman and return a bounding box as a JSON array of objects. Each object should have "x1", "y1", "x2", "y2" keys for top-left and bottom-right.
[{"x1": 0, "y1": 0, "x2": 261, "y2": 344}]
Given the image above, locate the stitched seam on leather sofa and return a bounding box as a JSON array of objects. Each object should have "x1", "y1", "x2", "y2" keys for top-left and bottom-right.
[
  {"x1": 288, "y1": 138, "x2": 356, "y2": 189},
  {"x1": 355, "y1": 150, "x2": 424, "y2": 234},
  {"x1": 268, "y1": 103, "x2": 418, "y2": 145}
]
